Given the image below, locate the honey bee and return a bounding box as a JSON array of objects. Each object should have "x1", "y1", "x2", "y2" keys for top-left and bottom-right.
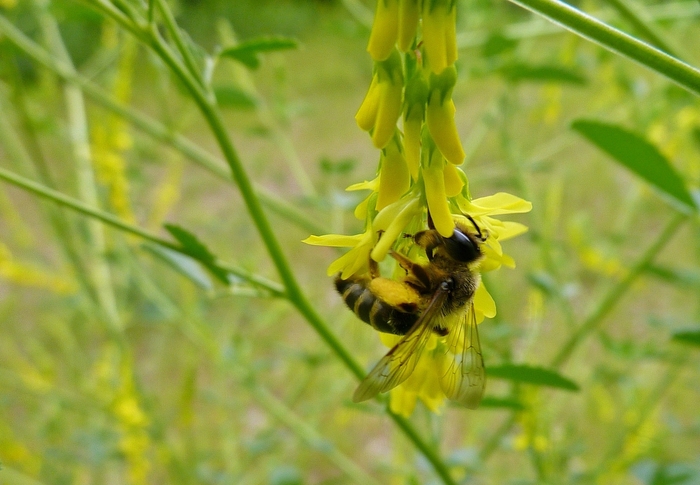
[{"x1": 335, "y1": 215, "x2": 487, "y2": 409}]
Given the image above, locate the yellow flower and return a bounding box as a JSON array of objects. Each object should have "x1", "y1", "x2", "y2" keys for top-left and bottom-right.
[
  {"x1": 421, "y1": 136, "x2": 454, "y2": 237},
  {"x1": 397, "y1": 0, "x2": 420, "y2": 52},
  {"x1": 421, "y1": 0, "x2": 458, "y2": 74},
  {"x1": 368, "y1": 0, "x2": 400, "y2": 61},
  {"x1": 356, "y1": 50, "x2": 404, "y2": 149},
  {"x1": 426, "y1": 67, "x2": 465, "y2": 165},
  {"x1": 402, "y1": 71, "x2": 428, "y2": 180},
  {"x1": 376, "y1": 136, "x2": 411, "y2": 211},
  {"x1": 304, "y1": 230, "x2": 377, "y2": 279}
]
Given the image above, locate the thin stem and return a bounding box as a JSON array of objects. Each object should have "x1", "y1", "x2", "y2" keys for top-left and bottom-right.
[
  {"x1": 0, "y1": 14, "x2": 324, "y2": 235},
  {"x1": 35, "y1": 1, "x2": 122, "y2": 329},
  {"x1": 249, "y1": 384, "x2": 385, "y2": 485},
  {"x1": 480, "y1": 212, "x2": 688, "y2": 462},
  {"x1": 550, "y1": 212, "x2": 688, "y2": 368},
  {"x1": 0, "y1": 89, "x2": 101, "y2": 308},
  {"x1": 125, "y1": 4, "x2": 458, "y2": 482},
  {"x1": 593, "y1": 352, "x2": 688, "y2": 477},
  {"x1": 153, "y1": 0, "x2": 206, "y2": 91},
  {"x1": 0, "y1": 166, "x2": 285, "y2": 297},
  {"x1": 389, "y1": 414, "x2": 459, "y2": 485},
  {"x1": 507, "y1": 0, "x2": 700, "y2": 96}
]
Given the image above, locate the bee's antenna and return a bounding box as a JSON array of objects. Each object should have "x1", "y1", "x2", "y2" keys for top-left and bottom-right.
[
  {"x1": 427, "y1": 210, "x2": 435, "y2": 230},
  {"x1": 464, "y1": 213, "x2": 487, "y2": 241}
]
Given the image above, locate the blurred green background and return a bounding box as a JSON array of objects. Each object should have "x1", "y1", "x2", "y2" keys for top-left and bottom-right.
[{"x1": 1, "y1": 0, "x2": 699, "y2": 484}]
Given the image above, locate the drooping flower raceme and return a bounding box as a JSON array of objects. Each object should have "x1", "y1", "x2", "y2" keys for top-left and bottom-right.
[{"x1": 304, "y1": 0, "x2": 531, "y2": 416}]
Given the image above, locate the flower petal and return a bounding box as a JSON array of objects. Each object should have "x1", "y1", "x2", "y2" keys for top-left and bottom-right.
[
  {"x1": 468, "y1": 192, "x2": 533, "y2": 215},
  {"x1": 473, "y1": 282, "x2": 496, "y2": 322},
  {"x1": 302, "y1": 233, "x2": 363, "y2": 247},
  {"x1": 371, "y1": 197, "x2": 421, "y2": 261},
  {"x1": 423, "y1": 164, "x2": 454, "y2": 237},
  {"x1": 367, "y1": 0, "x2": 399, "y2": 61}
]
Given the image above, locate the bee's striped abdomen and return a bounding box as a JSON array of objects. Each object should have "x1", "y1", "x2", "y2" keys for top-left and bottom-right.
[{"x1": 335, "y1": 277, "x2": 418, "y2": 336}]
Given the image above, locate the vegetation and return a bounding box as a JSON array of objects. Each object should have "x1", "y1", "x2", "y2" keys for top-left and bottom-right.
[{"x1": 0, "y1": 0, "x2": 699, "y2": 483}]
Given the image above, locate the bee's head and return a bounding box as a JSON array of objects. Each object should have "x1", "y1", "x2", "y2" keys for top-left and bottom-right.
[
  {"x1": 442, "y1": 225, "x2": 483, "y2": 263},
  {"x1": 424, "y1": 212, "x2": 487, "y2": 263}
]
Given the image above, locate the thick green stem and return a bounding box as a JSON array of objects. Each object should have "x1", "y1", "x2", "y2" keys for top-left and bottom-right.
[
  {"x1": 507, "y1": 0, "x2": 700, "y2": 96},
  {"x1": 600, "y1": 0, "x2": 679, "y2": 57}
]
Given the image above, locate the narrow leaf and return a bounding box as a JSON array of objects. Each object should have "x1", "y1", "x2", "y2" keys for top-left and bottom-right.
[
  {"x1": 164, "y1": 224, "x2": 229, "y2": 284},
  {"x1": 488, "y1": 364, "x2": 580, "y2": 391},
  {"x1": 671, "y1": 330, "x2": 700, "y2": 347},
  {"x1": 144, "y1": 243, "x2": 213, "y2": 290},
  {"x1": 220, "y1": 36, "x2": 298, "y2": 69},
  {"x1": 214, "y1": 86, "x2": 258, "y2": 109},
  {"x1": 572, "y1": 120, "x2": 696, "y2": 211},
  {"x1": 499, "y1": 63, "x2": 587, "y2": 85}
]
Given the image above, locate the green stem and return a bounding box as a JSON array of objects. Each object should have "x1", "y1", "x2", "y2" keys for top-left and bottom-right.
[
  {"x1": 139, "y1": 7, "x2": 458, "y2": 484},
  {"x1": 480, "y1": 212, "x2": 687, "y2": 462},
  {"x1": 0, "y1": 14, "x2": 324, "y2": 235},
  {"x1": 600, "y1": 0, "x2": 678, "y2": 56},
  {"x1": 0, "y1": 166, "x2": 285, "y2": 297},
  {"x1": 550, "y1": 212, "x2": 687, "y2": 368},
  {"x1": 507, "y1": 0, "x2": 700, "y2": 96},
  {"x1": 153, "y1": 0, "x2": 206, "y2": 91},
  {"x1": 0, "y1": 89, "x2": 101, "y2": 310},
  {"x1": 458, "y1": 1, "x2": 700, "y2": 48},
  {"x1": 249, "y1": 384, "x2": 384, "y2": 485},
  {"x1": 35, "y1": 1, "x2": 122, "y2": 329},
  {"x1": 389, "y1": 413, "x2": 459, "y2": 485},
  {"x1": 594, "y1": 352, "x2": 688, "y2": 477}
]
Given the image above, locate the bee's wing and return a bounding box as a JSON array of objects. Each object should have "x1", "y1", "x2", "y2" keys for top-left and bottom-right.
[
  {"x1": 438, "y1": 301, "x2": 486, "y2": 409},
  {"x1": 352, "y1": 288, "x2": 448, "y2": 403}
]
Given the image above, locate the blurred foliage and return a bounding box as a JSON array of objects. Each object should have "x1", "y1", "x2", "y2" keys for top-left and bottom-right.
[{"x1": 0, "y1": 0, "x2": 699, "y2": 484}]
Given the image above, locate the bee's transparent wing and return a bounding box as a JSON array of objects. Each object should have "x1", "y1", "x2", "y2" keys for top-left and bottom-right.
[
  {"x1": 352, "y1": 289, "x2": 448, "y2": 403},
  {"x1": 438, "y1": 301, "x2": 486, "y2": 409}
]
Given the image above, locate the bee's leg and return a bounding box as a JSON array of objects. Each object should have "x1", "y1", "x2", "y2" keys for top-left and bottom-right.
[
  {"x1": 368, "y1": 230, "x2": 386, "y2": 279},
  {"x1": 368, "y1": 255, "x2": 380, "y2": 279},
  {"x1": 414, "y1": 230, "x2": 442, "y2": 261},
  {"x1": 389, "y1": 250, "x2": 431, "y2": 291}
]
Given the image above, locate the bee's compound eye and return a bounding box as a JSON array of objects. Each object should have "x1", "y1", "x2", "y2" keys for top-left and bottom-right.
[{"x1": 444, "y1": 229, "x2": 480, "y2": 262}]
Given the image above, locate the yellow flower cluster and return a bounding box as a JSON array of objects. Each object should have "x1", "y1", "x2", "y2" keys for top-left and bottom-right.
[{"x1": 304, "y1": 0, "x2": 531, "y2": 416}]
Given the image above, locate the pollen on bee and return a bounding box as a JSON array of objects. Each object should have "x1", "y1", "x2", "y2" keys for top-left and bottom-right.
[{"x1": 368, "y1": 277, "x2": 420, "y2": 309}]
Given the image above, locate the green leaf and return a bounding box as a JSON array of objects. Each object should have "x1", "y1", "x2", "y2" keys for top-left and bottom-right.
[
  {"x1": 481, "y1": 33, "x2": 518, "y2": 58},
  {"x1": 143, "y1": 243, "x2": 213, "y2": 290},
  {"x1": 164, "y1": 224, "x2": 229, "y2": 284},
  {"x1": 488, "y1": 364, "x2": 580, "y2": 391},
  {"x1": 213, "y1": 86, "x2": 258, "y2": 109},
  {"x1": 645, "y1": 264, "x2": 700, "y2": 288},
  {"x1": 220, "y1": 36, "x2": 298, "y2": 69},
  {"x1": 572, "y1": 120, "x2": 697, "y2": 211},
  {"x1": 671, "y1": 329, "x2": 700, "y2": 347},
  {"x1": 499, "y1": 63, "x2": 587, "y2": 85}
]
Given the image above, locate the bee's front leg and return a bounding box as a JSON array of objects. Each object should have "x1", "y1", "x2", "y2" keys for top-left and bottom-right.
[
  {"x1": 413, "y1": 230, "x2": 442, "y2": 261},
  {"x1": 389, "y1": 250, "x2": 431, "y2": 292}
]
